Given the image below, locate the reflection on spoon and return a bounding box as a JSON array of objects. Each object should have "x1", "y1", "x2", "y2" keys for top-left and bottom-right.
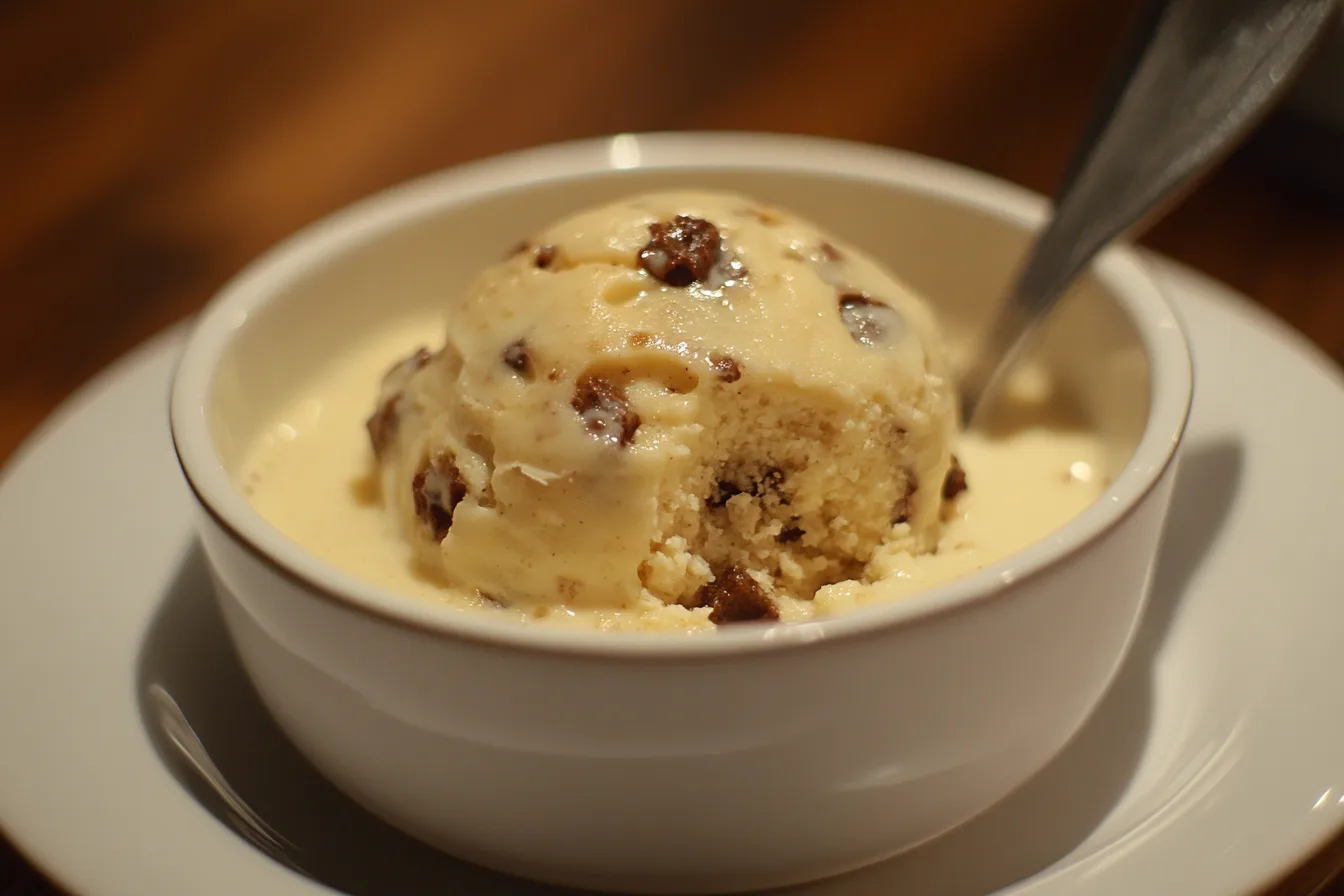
[{"x1": 145, "y1": 683, "x2": 310, "y2": 878}]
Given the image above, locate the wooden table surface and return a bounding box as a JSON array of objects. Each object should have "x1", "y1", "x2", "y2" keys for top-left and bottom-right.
[{"x1": 4, "y1": 1, "x2": 1344, "y2": 893}]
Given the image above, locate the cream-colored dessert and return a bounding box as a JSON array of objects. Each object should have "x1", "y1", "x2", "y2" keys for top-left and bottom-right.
[
  {"x1": 240, "y1": 320, "x2": 1106, "y2": 631},
  {"x1": 369, "y1": 192, "x2": 959, "y2": 622},
  {"x1": 240, "y1": 191, "x2": 1109, "y2": 633}
]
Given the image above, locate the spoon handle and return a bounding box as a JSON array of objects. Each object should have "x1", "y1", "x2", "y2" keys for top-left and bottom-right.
[{"x1": 960, "y1": 0, "x2": 1338, "y2": 426}]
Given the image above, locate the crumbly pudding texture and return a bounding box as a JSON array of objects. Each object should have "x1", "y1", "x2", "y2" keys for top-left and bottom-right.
[{"x1": 365, "y1": 190, "x2": 968, "y2": 624}]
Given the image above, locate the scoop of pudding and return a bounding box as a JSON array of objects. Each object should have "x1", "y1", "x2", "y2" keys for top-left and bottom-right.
[{"x1": 366, "y1": 191, "x2": 962, "y2": 622}]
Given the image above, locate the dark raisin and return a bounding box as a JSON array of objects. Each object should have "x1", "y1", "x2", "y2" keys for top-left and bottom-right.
[
  {"x1": 365, "y1": 401, "x2": 400, "y2": 461},
  {"x1": 639, "y1": 216, "x2": 721, "y2": 286},
  {"x1": 502, "y1": 338, "x2": 534, "y2": 379},
  {"x1": 366, "y1": 348, "x2": 434, "y2": 459},
  {"x1": 510, "y1": 241, "x2": 558, "y2": 268},
  {"x1": 819, "y1": 241, "x2": 842, "y2": 262},
  {"x1": 943, "y1": 455, "x2": 968, "y2": 500},
  {"x1": 777, "y1": 525, "x2": 804, "y2": 543},
  {"x1": 839, "y1": 293, "x2": 903, "y2": 347},
  {"x1": 533, "y1": 244, "x2": 558, "y2": 269},
  {"x1": 695, "y1": 565, "x2": 779, "y2": 624},
  {"x1": 571, "y1": 375, "x2": 640, "y2": 447},
  {"x1": 709, "y1": 352, "x2": 742, "y2": 383},
  {"x1": 412, "y1": 454, "x2": 467, "y2": 542}
]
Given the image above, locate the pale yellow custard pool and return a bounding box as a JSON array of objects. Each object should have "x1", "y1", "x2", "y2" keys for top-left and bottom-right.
[{"x1": 240, "y1": 316, "x2": 1109, "y2": 633}]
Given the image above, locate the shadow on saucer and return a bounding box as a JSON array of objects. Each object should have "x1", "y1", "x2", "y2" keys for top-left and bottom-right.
[
  {"x1": 134, "y1": 440, "x2": 1242, "y2": 896},
  {"x1": 794, "y1": 438, "x2": 1245, "y2": 894},
  {"x1": 134, "y1": 548, "x2": 566, "y2": 894}
]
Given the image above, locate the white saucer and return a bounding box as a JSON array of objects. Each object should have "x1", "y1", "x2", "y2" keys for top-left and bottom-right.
[{"x1": 2, "y1": 257, "x2": 1343, "y2": 896}]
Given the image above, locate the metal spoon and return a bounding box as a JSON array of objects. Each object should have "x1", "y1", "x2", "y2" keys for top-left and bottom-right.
[
  {"x1": 145, "y1": 683, "x2": 309, "y2": 876},
  {"x1": 959, "y1": 0, "x2": 1338, "y2": 427}
]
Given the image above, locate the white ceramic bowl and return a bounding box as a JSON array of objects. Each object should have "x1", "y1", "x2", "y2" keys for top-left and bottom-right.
[{"x1": 169, "y1": 133, "x2": 1192, "y2": 894}]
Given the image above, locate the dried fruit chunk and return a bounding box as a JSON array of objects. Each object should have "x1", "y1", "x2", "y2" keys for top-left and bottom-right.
[
  {"x1": 943, "y1": 455, "x2": 968, "y2": 500},
  {"x1": 365, "y1": 347, "x2": 433, "y2": 459},
  {"x1": 838, "y1": 293, "x2": 903, "y2": 347},
  {"x1": 511, "y1": 241, "x2": 558, "y2": 268},
  {"x1": 708, "y1": 352, "x2": 742, "y2": 383},
  {"x1": 412, "y1": 453, "x2": 467, "y2": 541},
  {"x1": 639, "y1": 216, "x2": 721, "y2": 286},
  {"x1": 571, "y1": 375, "x2": 640, "y2": 447},
  {"x1": 502, "y1": 339, "x2": 534, "y2": 379},
  {"x1": 533, "y1": 244, "x2": 558, "y2": 269},
  {"x1": 694, "y1": 565, "x2": 779, "y2": 624},
  {"x1": 366, "y1": 402, "x2": 401, "y2": 461}
]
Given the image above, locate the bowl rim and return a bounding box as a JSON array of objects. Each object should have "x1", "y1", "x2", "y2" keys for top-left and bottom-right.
[{"x1": 169, "y1": 131, "x2": 1193, "y2": 658}]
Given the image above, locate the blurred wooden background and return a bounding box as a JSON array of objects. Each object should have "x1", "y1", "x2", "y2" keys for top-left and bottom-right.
[{"x1": 3, "y1": 1, "x2": 1344, "y2": 893}]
